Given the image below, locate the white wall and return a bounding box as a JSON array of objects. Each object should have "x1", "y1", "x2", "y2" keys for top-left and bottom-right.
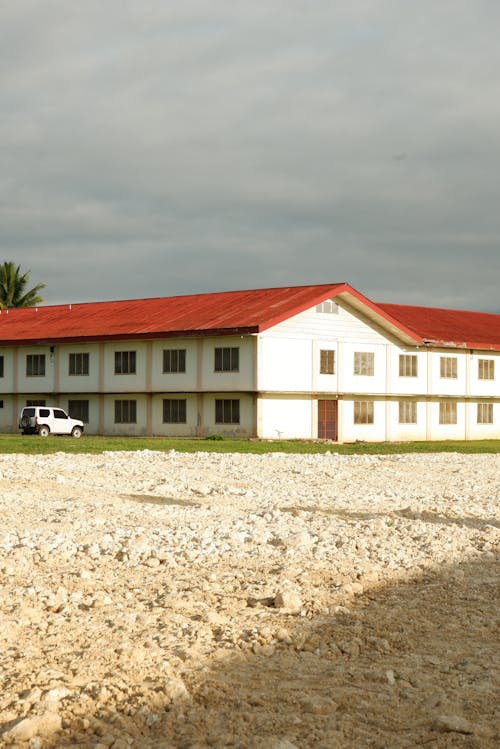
[
  {"x1": 58, "y1": 343, "x2": 101, "y2": 393},
  {"x1": 259, "y1": 302, "x2": 390, "y2": 395},
  {"x1": 428, "y1": 350, "x2": 466, "y2": 396},
  {"x1": 151, "y1": 341, "x2": 198, "y2": 391},
  {"x1": 199, "y1": 336, "x2": 255, "y2": 392},
  {"x1": 388, "y1": 348, "x2": 428, "y2": 395},
  {"x1": 259, "y1": 395, "x2": 312, "y2": 439},
  {"x1": 339, "y1": 399, "x2": 387, "y2": 442},
  {"x1": 0, "y1": 395, "x2": 15, "y2": 432},
  {"x1": 469, "y1": 352, "x2": 499, "y2": 397}
]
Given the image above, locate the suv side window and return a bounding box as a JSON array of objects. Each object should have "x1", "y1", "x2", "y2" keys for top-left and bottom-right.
[
  {"x1": 40, "y1": 408, "x2": 50, "y2": 417},
  {"x1": 24, "y1": 407, "x2": 35, "y2": 417},
  {"x1": 54, "y1": 409, "x2": 68, "y2": 419}
]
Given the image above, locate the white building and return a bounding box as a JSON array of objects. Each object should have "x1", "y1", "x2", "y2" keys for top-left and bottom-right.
[{"x1": 0, "y1": 283, "x2": 499, "y2": 441}]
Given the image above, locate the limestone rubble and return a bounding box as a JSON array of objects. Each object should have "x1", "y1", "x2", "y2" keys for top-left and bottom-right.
[{"x1": 0, "y1": 450, "x2": 498, "y2": 748}]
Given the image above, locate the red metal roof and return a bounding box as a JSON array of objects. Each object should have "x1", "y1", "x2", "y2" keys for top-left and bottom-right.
[
  {"x1": 378, "y1": 303, "x2": 500, "y2": 351},
  {"x1": 0, "y1": 283, "x2": 498, "y2": 351},
  {"x1": 0, "y1": 284, "x2": 348, "y2": 345}
]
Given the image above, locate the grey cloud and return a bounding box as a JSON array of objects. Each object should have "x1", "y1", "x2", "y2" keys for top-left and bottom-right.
[{"x1": 1, "y1": 1, "x2": 499, "y2": 311}]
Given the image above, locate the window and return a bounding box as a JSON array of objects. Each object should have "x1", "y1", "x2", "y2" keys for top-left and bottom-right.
[
  {"x1": 26, "y1": 354, "x2": 45, "y2": 377},
  {"x1": 320, "y1": 349, "x2": 335, "y2": 375},
  {"x1": 478, "y1": 359, "x2": 494, "y2": 380},
  {"x1": 214, "y1": 347, "x2": 239, "y2": 372},
  {"x1": 354, "y1": 352, "x2": 374, "y2": 376},
  {"x1": 215, "y1": 399, "x2": 240, "y2": 424},
  {"x1": 163, "y1": 399, "x2": 187, "y2": 423},
  {"x1": 26, "y1": 400, "x2": 46, "y2": 407},
  {"x1": 114, "y1": 400, "x2": 137, "y2": 423},
  {"x1": 439, "y1": 401, "x2": 457, "y2": 424},
  {"x1": 115, "y1": 351, "x2": 136, "y2": 375},
  {"x1": 354, "y1": 401, "x2": 374, "y2": 424},
  {"x1": 399, "y1": 401, "x2": 417, "y2": 424},
  {"x1": 399, "y1": 354, "x2": 417, "y2": 377},
  {"x1": 0, "y1": 355, "x2": 3, "y2": 377},
  {"x1": 68, "y1": 400, "x2": 89, "y2": 423},
  {"x1": 163, "y1": 349, "x2": 186, "y2": 373},
  {"x1": 69, "y1": 353, "x2": 89, "y2": 376},
  {"x1": 440, "y1": 357, "x2": 457, "y2": 379},
  {"x1": 316, "y1": 300, "x2": 338, "y2": 314},
  {"x1": 477, "y1": 402, "x2": 493, "y2": 424},
  {"x1": 0, "y1": 400, "x2": 3, "y2": 408}
]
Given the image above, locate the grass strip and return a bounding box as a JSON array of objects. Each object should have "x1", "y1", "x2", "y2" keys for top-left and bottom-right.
[{"x1": 0, "y1": 434, "x2": 499, "y2": 455}]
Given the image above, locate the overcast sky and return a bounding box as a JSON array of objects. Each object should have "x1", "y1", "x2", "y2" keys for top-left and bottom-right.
[{"x1": 1, "y1": 1, "x2": 499, "y2": 312}]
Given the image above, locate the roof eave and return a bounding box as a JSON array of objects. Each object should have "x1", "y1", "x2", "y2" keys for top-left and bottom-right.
[
  {"x1": 256, "y1": 283, "x2": 350, "y2": 332},
  {"x1": 335, "y1": 288, "x2": 424, "y2": 345},
  {"x1": 423, "y1": 339, "x2": 500, "y2": 352},
  {"x1": 0, "y1": 325, "x2": 261, "y2": 347}
]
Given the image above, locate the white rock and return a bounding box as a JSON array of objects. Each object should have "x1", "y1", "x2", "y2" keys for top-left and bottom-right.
[
  {"x1": 2, "y1": 712, "x2": 62, "y2": 741},
  {"x1": 274, "y1": 588, "x2": 302, "y2": 613},
  {"x1": 42, "y1": 686, "x2": 72, "y2": 705},
  {"x1": 433, "y1": 714, "x2": 474, "y2": 734}
]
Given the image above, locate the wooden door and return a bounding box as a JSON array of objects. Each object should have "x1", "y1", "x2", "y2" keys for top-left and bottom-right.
[{"x1": 318, "y1": 399, "x2": 337, "y2": 440}]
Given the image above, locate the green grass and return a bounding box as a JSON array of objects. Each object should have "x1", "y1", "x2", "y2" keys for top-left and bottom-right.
[{"x1": 0, "y1": 434, "x2": 499, "y2": 455}]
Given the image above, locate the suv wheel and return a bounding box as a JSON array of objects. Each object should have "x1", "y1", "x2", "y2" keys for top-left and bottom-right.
[
  {"x1": 38, "y1": 425, "x2": 50, "y2": 437},
  {"x1": 71, "y1": 426, "x2": 83, "y2": 439}
]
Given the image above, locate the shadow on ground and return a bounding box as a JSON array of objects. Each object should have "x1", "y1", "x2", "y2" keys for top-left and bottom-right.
[
  {"x1": 5, "y1": 555, "x2": 499, "y2": 749},
  {"x1": 281, "y1": 505, "x2": 500, "y2": 531}
]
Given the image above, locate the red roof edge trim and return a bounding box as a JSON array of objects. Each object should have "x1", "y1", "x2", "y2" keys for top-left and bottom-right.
[
  {"x1": 256, "y1": 283, "x2": 350, "y2": 333},
  {"x1": 336, "y1": 286, "x2": 425, "y2": 344}
]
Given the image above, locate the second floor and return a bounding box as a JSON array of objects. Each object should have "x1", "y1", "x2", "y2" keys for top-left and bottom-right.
[{"x1": 0, "y1": 333, "x2": 499, "y2": 398}]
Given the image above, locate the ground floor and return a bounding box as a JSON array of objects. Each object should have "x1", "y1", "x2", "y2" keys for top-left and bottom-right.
[{"x1": 1, "y1": 391, "x2": 499, "y2": 441}]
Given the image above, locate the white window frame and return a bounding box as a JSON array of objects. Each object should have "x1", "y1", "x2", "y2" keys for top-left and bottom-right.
[
  {"x1": 114, "y1": 399, "x2": 137, "y2": 423},
  {"x1": 440, "y1": 357, "x2": 457, "y2": 379},
  {"x1": 439, "y1": 401, "x2": 457, "y2": 424},
  {"x1": 320, "y1": 349, "x2": 335, "y2": 375},
  {"x1": 354, "y1": 352, "x2": 374, "y2": 376},
  {"x1": 399, "y1": 354, "x2": 417, "y2": 378},
  {"x1": 163, "y1": 398, "x2": 187, "y2": 423},
  {"x1": 26, "y1": 354, "x2": 45, "y2": 377},
  {"x1": 163, "y1": 349, "x2": 186, "y2": 374},
  {"x1": 478, "y1": 359, "x2": 494, "y2": 381},
  {"x1": 69, "y1": 352, "x2": 89, "y2": 376},
  {"x1": 215, "y1": 399, "x2": 240, "y2": 424},
  {"x1": 354, "y1": 400, "x2": 374, "y2": 424},
  {"x1": 399, "y1": 401, "x2": 417, "y2": 424},
  {"x1": 477, "y1": 402, "x2": 493, "y2": 424}
]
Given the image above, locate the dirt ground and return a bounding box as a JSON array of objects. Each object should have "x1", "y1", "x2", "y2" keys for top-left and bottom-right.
[{"x1": 0, "y1": 450, "x2": 498, "y2": 748}]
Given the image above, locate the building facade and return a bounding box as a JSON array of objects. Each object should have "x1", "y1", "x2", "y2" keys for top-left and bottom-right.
[{"x1": 0, "y1": 283, "x2": 499, "y2": 441}]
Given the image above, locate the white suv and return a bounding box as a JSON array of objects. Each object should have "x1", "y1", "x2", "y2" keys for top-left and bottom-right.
[{"x1": 19, "y1": 406, "x2": 84, "y2": 438}]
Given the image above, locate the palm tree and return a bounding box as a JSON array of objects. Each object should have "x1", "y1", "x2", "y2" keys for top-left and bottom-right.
[{"x1": 0, "y1": 261, "x2": 46, "y2": 309}]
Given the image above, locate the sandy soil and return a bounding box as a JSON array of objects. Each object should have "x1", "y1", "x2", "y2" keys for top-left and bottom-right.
[{"x1": 0, "y1": 450, "x2": 498, "y2": 748}]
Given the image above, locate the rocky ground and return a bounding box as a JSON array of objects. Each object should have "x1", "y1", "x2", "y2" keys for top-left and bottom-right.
[{"x1": 0, "y1": 449, "x2": 498, "y2": 749}]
